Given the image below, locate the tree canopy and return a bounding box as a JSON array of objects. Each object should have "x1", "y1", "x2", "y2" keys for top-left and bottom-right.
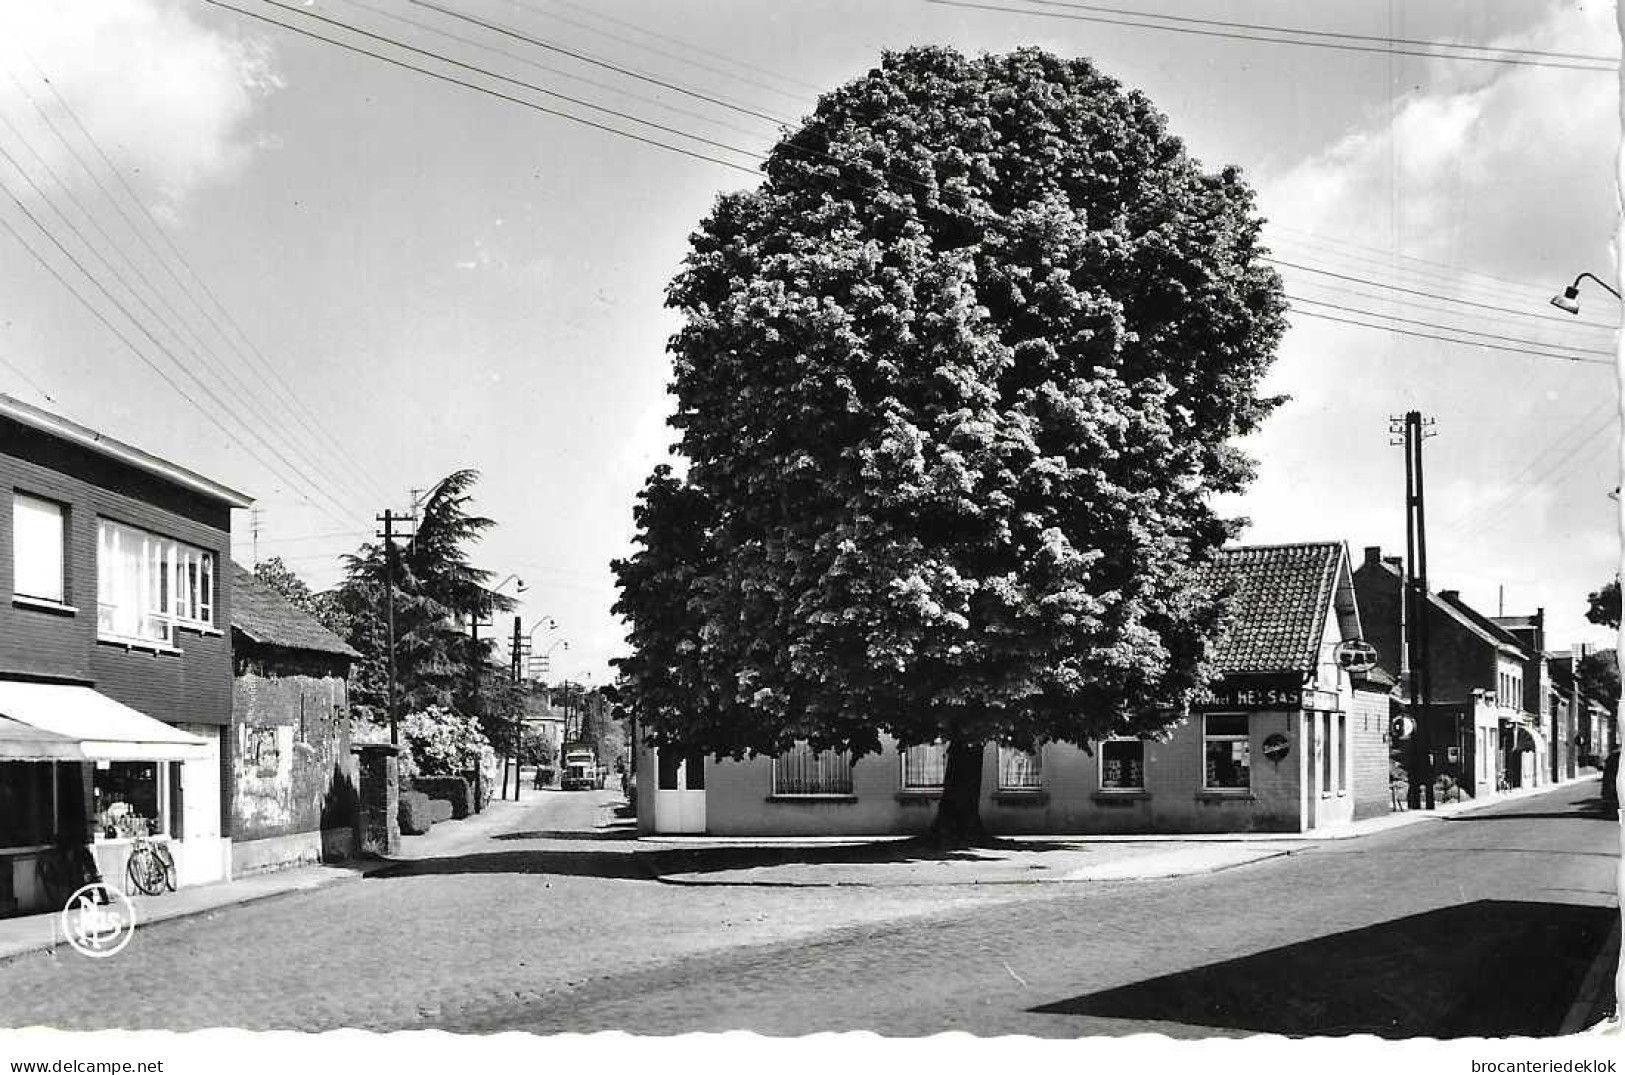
[
  {"x1": 612, "y1": 46, "x2": 1286, "y2": 836},
  {"x1": 1586, "y1": 578, "x2": 1619, "y2": 631},
  {"x1": 332, "y1": 469, "x2": 515, "y2": 720}
]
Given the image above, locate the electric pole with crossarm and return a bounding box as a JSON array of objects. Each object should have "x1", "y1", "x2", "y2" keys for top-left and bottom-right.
[
  {"x1": 376, "y1": 508, "x2": 416, "y2": 746},
  {"x1": 1391, "y1": 412, "x2": 1437, "y2": 810}
]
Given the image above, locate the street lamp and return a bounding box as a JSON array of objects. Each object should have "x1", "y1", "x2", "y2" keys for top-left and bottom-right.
[{"x1": 1550, "y1": 272, "x2": 1622, "y2": 315}]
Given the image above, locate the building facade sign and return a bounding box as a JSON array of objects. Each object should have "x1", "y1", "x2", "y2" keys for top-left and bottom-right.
[{"x1": 1192, "y1": 677, "x2": 1304, "y2": 711}]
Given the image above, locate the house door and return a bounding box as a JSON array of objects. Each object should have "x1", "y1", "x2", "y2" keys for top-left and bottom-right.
[{"x1": 652, "y1": 748, "x2": 706, "y2": 834}]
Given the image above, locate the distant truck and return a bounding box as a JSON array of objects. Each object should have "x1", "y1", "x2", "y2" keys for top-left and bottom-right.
[{"x1": 560, "y1": 744, "x2": 605, "y2": 791}]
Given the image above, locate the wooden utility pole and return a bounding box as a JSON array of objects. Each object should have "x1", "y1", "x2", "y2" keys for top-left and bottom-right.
[
  {"x1": 511, "y1": 615, "x2": 524, "y2": 800},
  {"x1": 1393, "y1": 412, "x2": 1437, "y2": 810},
  {"x1": 376, "y1": 509, "x2": 415, "y2": 745}
]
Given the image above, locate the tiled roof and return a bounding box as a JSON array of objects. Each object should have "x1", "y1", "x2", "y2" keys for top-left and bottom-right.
[
  {"x1": 1202, "y1": 543, "x2": 1344, "y2": 676},
  {"x1": 230, "y1": 562, "x2": 358, "y2": 660},
  {"x1": 1434, "y1": 593, "x2": 1528, "y2": 656}
]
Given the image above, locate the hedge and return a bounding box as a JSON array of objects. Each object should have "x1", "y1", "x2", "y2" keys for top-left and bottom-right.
[
  {"x1": 399, "y1": 790, "x2": 433, "y2": 836},
  {"x1": 413, "y1": 776, "x2": 473, "y2": 819},
  {"x1": 428, "y1": 798, "x2": 454, "y2": 825}
]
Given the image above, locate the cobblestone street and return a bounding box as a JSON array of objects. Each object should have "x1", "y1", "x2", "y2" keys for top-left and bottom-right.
[{"x1": 0, "y1": 781, "x2": 1614, "y2": 1036}]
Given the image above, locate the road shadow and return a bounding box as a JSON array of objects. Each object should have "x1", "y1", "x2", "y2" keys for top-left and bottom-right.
[
  {"x1": 1445, "y1": 794, "x2": 1619, "y2": 824},
  {"x1": 363, "y1": 834, "x2": 1095, "y2": 883},
  {"x1": 494, "y1": 827, "x2": 640, "y2": 842},
  {"x1": 1030, "y1": 899, "x2": 1616, "y2": 1038}
]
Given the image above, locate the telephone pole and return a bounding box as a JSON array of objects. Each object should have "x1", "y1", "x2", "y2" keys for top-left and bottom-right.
[
  {"x1": 1391, "y1": 412, "x2": 1437, "y2": 810},
  {"x1": 376, "y1": 508, "x2": 415, "y2": 745},
  {"x1": 510, "y1": 616, "x2": 524, "y2": 800}
]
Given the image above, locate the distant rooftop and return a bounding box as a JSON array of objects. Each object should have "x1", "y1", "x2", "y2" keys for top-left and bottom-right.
[
  {"x1": 0, "y1": 393, "x2": 252, "y2": 508},
  {"x1": 230, "y1": 562, "x2": 357, "y2": 660}
]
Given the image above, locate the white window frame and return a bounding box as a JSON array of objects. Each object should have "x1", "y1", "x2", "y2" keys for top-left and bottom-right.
[
  {"x1": 92, "y1": 760, "x2": 171, "y2": 842},
  {"x1": 771, "y1": 742, "x2": 854, "y2": 797},
  {"x1": 1097, "y1": 737, "x2": 1146, "y2": 792},
  {"x1": 1202, "y1": 712, "x2": 1251, "y2": 791},
  {"x1": 900, "y1": 741, "x2": 947, "y2": 792},
  {"x1": 12, "y1": 492, "x2": 67, "y2": 606},
  {"x1": 996, "y1": 744, "x2": 1042, "y2": 791},
  {"x1": 96, "y1": 518, "x2": 215, "y2": 646}
]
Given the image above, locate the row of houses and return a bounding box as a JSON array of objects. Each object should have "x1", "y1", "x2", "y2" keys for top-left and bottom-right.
[
  {"x1": 0, "y1": 392, "x2": 1613, "y2": 906},
  {"x1": 637, "y1": 548, "x2": 1617, "y2": 838},
  {"x1": 0, "y1": 395, "x2": 357, "y2": 917}
]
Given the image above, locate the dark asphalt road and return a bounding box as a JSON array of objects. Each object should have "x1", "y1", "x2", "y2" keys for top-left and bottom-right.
[
  {"x1": 477, "y1": 780, "x2": 1619, "y2": 1038},
  {"x1": 0, "y1": 781, "x2": 1612, "y2": 1037}
]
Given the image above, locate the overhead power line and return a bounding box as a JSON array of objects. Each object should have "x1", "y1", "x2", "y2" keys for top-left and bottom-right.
[
  {"x1": 201, "y1": 0, "x2": 763, "y2": 176},
  {"x1": 0, "y1": 91, "x2": 384, "y2": 516},
  {"x1": 1285, "y1": 295, "x2": 1615, "y2": 357},
  {"x1": 340, "y1": 0, "x2": 774, "y2": 140},
  {"x1": 14, "y1": 55, "x2": 397, "y2": 508},
  {"x1": 0, "y1": 207, "x2": 361, "y2": 528},
  {"x1": 506, "y1": 0, "x2": 819, "y2": 102},
  {"x1": 408, "y1": 0, "x2": 796, "y2": 126},
  {"x1": 923, "y1": 0, "x2": 1618, "y2": 73},
  {"x1": 1267, "y1": 258, "x2": 1619, "y2": 329},
  {"x1": 1013, "y1": 0, "x2": 1619, "y2": 64},
  {"x1": 1286, "y1": 307, "x2": 1614, "y2": 366},
  {"x1": 244, "y1": 0, "x2": 767, "y2": 159}
]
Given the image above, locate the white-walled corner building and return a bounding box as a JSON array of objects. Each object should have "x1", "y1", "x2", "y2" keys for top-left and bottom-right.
[
  {"x1": 0, "y1": 395, "x2": 248, "y2": 915},
  {"x1": 638, "y1": 541, "x2": 1394, "y2": 836}
]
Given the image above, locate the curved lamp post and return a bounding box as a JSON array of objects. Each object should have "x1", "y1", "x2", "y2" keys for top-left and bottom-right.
[{"x1": 1550, "y1": 272, "x2": 1622, "y2": 315}]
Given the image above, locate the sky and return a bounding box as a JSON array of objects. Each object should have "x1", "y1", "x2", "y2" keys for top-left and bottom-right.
[{"x1": 0, "y1": 0, "x2": 1618, "y2": 688}]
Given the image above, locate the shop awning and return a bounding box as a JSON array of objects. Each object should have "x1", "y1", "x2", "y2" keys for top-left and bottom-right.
[{"x1": 0, "y1": 681, "x2": 209, "y2": 762}]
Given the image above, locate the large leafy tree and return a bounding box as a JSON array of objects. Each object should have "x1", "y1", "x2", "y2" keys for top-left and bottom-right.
[
  {"x1": 333, "y1": 469, "x2": 515, "y2": 721},
  {"x1": 613, "y1": 47, "x2": 1286, "y2": 841}
]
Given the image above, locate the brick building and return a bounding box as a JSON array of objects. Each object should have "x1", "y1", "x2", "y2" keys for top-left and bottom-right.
[
  {"x1": 229, "y1": 563, "x2": 359, "y2": 876},
  {"x1": 0, "y1": 394, "x2": 248, "y2": 915},
  {"x1": 638, "y1": 542, "x2": 1393, "y2": 836},
  {"x1": 1353, "y1": 547, "x2": 1548, "y2": 797}
]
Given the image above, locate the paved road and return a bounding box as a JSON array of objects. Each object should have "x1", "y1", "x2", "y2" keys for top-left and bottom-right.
[{"x1": 0, "y1": 781, "x2": 1613, "y2": 1036}]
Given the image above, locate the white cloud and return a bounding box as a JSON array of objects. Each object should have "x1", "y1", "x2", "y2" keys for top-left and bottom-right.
[
  {"x1": 1235, "y1": 0, "x2": 1621, "y2": 650},
  {"x1": 1259, "y1": 0, "x2": 1619, "y2": 277},
  {"x1": 0, "y1": 1, "x2": 282, "y2": 216}
]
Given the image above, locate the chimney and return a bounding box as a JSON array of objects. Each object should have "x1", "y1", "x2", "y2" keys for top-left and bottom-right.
[
  {"x1": 1439, "y1": 589, "x2": 1460, "y2": 603},
  {"x1": 1363, "y1": 545, "x2": 1383, "y2": 566},
  {"x1": 1383, "y1": 556, "x2": 1403, "y2": 571}
]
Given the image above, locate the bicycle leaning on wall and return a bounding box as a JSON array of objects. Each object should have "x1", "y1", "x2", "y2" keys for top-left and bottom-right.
[{"x1": 124, "y1": 820, "x2": 176, "y2": 896}]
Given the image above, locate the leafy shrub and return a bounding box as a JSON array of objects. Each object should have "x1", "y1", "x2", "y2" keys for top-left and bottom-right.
[
  {"x1": 398, "y1": 790, "x2": 433, "y2": 835},
  {"x1": 413, "y1": 776, "x2": 473, "y2": 819}
]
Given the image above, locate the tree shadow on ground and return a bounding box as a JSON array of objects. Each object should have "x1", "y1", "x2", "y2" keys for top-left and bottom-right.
[
  {"x1": 494, "y1": 827, "x2": 640, "y2": 842},
  {"x1": 1029, "y1": 899, "x2": 1616, "y2": 1038},
  {"x1": 362, "y1": 833, "x2": 1094, "y2": 883},
  {"x1": 1443, "y1": 794, "x2": 1618, "y2": 823}
]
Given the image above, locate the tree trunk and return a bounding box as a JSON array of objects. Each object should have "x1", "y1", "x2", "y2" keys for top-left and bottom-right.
[{"x1": 928, "y1": 739, "x2": 990, "y2": 846}]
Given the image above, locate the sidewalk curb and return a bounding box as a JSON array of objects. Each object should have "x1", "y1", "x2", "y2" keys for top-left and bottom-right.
[{"x1": 0, "y1": 861, "x2": 389, "y2": 969}]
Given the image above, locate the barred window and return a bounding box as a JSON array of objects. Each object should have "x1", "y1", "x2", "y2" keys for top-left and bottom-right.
[
  {"x1": 997, "y1": 745, "x2": 1041, "y2": 790},
  {"x1": 772, "y1": 743, "x2": 853, "y2": 796},
  {"x1": 901, "y1": 741, "x2": 947, "y2": 790},
  {"x1": 1099, "y1": 739, "x2": 1145, "y2": 790}
]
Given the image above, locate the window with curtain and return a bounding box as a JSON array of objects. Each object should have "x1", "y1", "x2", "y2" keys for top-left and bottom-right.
[
  {"x1": 97, "y1": 518, "x2": 214, "y2": 644},
  {"x1": 772, "y1": 742, "x2": 854, "y2": 796},
  {"x1": 13, "y1": 493, "x2": 66, "y2": 603},
  {"x1": 901, "y1": 741, "x2": 947, "y2": 790},
  {"x1": 1099, "y1": 739, "x2": 1145, "y2": 790},
  {"x1": 997, "y1": 745, "x2": 1042, "y2": 790}
]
